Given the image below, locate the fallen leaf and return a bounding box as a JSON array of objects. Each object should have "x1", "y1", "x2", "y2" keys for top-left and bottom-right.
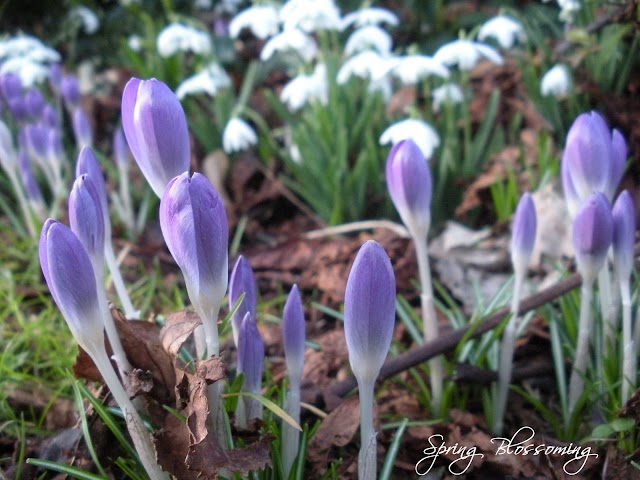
[{"x1": 159, "y1": 309, "x2": 201, "y2": 357}]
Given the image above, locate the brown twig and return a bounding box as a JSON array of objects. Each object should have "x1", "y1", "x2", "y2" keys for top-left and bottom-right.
[{"x1": 327, "y1": 271, "x2": 582, "y2": 399}]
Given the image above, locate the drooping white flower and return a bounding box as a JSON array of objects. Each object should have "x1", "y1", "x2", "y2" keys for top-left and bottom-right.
[
  {"x1": 337, "y1": 50, "x2": 394, "y2": 84},
  {"x1": 0, "y1": 35, "x2": 60, "y2": 63},
  {"x1": 71, "y1": 6, "x2": 100, "y2": 34},
  {"x1": 156, "y1": 23, "x2": 212, "y2": 57},
  {"x1": 0, "y1": 57, "x2": 50, "y2": 88},
  {"x1": 260, "y1": 29, "x2": 317, "y2": 62},
  {"x1": 279, "y1": 0, "x2": 341, "y2": 33},
  {"x1": 280, "y1": 63, "x2": 328, "y2": 110},
  {"x1": 380, "y1": 119, "x2": 440, "y2": 159},
  {"x1": 558, "y1": 0, "x2": 581, "y2": 22},
  {"x1": 432, "y1": 83, "x2": 464, "y2": 112},
  {"x1": 223, "y1": 117, "x2": 258, "y2": 153},
  {"x1": 390, "y1": 54, "x2": 450, "y2": 85},
  {"x1": 344, "y1": 25, "x2": 392, "y2": 56},
  {"x1": 176, "y1": 63, "x2": 231, "y2": 99},
  {"x1": 128, "y1": 35, "x2": 142, "y2": 52},
  {"x1": 433, "y1": 39, "x2": 503, "y2": 71},
  {"x1": 540, "y1": 64, "x2": 571, "y2": 98},
  {"x1": 478, "y1": 15, "x2": 525, "y2": 49},
  {"x1": 229, "y1": 5, "x2": 280, "y2": 40},
  {"x1": 340, "y1": 7, "x2": 399, "y2": 30}
]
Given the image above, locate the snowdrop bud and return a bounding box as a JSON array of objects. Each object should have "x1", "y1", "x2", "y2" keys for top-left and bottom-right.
[
  {"x1": 0, "y1": 73, "x2": 22, "y2": 101},
  {"x1": 72, "y1": 108, "x2": 93, "y2": 148},
  {"x1": 237, "y1": 312, "x2": 264, "y2": 396},
  {"x1": 39, "y1": 219, "x2": 104, "y2": 353},
  {"x1": 222, "y1": 117, "x2": 257, "y2": 153},
  {"x1": 511, "y1": 193, "x2": 537, "y2": 275},
  {"x1": 540, "y1": 64, "x2": 571, "y2": 98},
  {"x1": 61, "y1": 74, "x2": 81, "y2": 110},
  {"x1": 69, "y1": 174, "x2": 105, "y2": 270},
  {"x1": 385, "y1": 139, "x2": 432, "y2": 238},
  {"x1": 25, "y1": 89, "x2": 45, "y2": 118},
  {"x1": 113, "y1": 127, "x2": 129, "y2": 168},
  {"x1": 229, "y1": 255, "x2": 257, "y2": 347},
  {"x1": 612, "y1": 190, "x2": 636, "y2": 282},
  {"x1": 344, "y1": 240, "x2": 396, "y2": 384},
  {"x1": 283, "y1": 284, "x2": 305, "y2": 381},
  {"x1": 121, "y1": 77, "x2": 191, "y2": 197},
  {"x1": 572, "y1": 192, "x2": 613, "y2": 283},
  {"x1": 159, "y1": 172, "x2": 228, "y2": 313}
]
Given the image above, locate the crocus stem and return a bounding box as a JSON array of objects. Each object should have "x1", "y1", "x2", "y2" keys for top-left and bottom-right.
[
  {"x1": 282, "y1": 384, "x2": 301, "y2": 478},
  {"x1": 117, "y1": 162, "x2": 135, "y2": 235},
  {"x1": 569, "y1": 281, "x2": 594, "y2": 413},
  {"x1": 599, "y1": 264, "x2": 616, "y2": 354},
  {"x1": 414, "y1": 236, "x2": 443, "y2": 414},
  {"x1": 357, "y1": 380, "x2": 376, "y2": 480},
  {"x1": 6, "y1": 169, "x2": 37, "y2": 237},
  {"x1": 90, "y1": 346, "x2": 168, "y2": 480},
  {"x1": 97, "y1": 284, "x2": 132, "y2": 380},
  {"x1": 493, "y1": 274, "x2": 523, "y2": 435},
  {"x1": 620, "y1": 278, "x2": 634, "y2": 403},
  {"x1": 104, "y1": 240, "x2": 138, "y2": 319}
]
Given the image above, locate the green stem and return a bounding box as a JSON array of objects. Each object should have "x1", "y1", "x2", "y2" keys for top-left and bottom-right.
[
  {"x1": 620, "y1": 278, "x2": 634, "y2": 404},
  {"x1": 282, "y1": 382, "x2": 301, "y2": 479},
  {"x1": 357, "y1": 380, "x2": 376, "y2": 480},
  {"x1": 569, "y1": 281, "x2": 594, "y2": 413},
  {"x1": 104, "y1": 240, "x2": 139, "y2": 319}
]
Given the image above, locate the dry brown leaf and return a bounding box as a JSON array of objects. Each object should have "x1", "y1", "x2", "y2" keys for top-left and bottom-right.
[{"x1": 160, "y1": 309, "x2": 202, "y2": 357}]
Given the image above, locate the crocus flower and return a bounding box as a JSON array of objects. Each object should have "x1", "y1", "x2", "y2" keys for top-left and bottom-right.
[
  {"x1": 156, "y1": 23, "x2": 212, "y2": 57},
  {"x1": 433, "y1": 39, "x2": 503, "y2": 71},
  {"x1": 432, "y1": 83, "x2": 464, "y2": 112},
  {"x1": 229, "y1": 255, "x2": 257, "y2": 347},
  {"x1": 344, "y1": 240, "x2": 396, "y2": 384},
  {"x1": 69, "y1": 174, "x2": 105, "y2": 271},
  {"x1": 379, "y1": 118, "x2": 440, "y2": 160},
  {"x1": 385, "y1": 139, "x2": 432, "y2": 239},
  {"x1": 121, "y1": 77, "x2": 191, "y2": 197},
  {"x1": 572, "y1": 192, "x2": 613, "y2": 283},
  {"x1": 0, "y1": 73, "x2": 22, "y2": 101},
  {"x1": 61, "y1": 74, "x2": 81, "y2": 110},
  {"x1": 344, "y1": 25, "x2": 393, "y2": 56},
  {"x1": 511, "y1": 192, "x2": 537, "y2": 276},
  {"x1": 340, "y1": 7, "x2": 398, "y2": 30},
  {"x1": 25, "y1": 89, "x2": 45, "y2": 118},
  {"x1": 72, "y1": 108, "x2": 93, "y2": 148},
  {"x1": 236, "y1": 312, "x2": 265, "y2": 426},
  {"x1": 283, "y1": 284, "x2": 305, "y2": 381},
  {"x1": 612, "y1": 190, "x2": 636, "y2": 282},
  {"x1": 42, "y1": 104, "x2": 59, "y2": 129},
  {"x1": 540, "y1": 64, "x2": 571, "y2": 98},
  {"x1": 229, "y1": 5, "x2": 280, "y2": 39},
  {"x1": 562, "y1": 111, "x2": 626, "y2": 208},
  {"x1": 160, "y1": 172, "x2": 228, "y2": 356},
  {"x1": 260, "y1": 29, "x2": 318, "y2": 62},
  {"x1": 478, "y1": 15, "x2": 525, "y2": 49},
  {"x1": 222, "y1": 117, "x2": 258, "y2": 153}
]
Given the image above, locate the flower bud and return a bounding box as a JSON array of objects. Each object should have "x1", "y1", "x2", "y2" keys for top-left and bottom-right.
[
  {"x1": 113, "y1": 127, "x2": 130, "y2": 168},
  {"x1": 344, "y1": 240, "x2": 396, "y2": 383},
  {"x1": 229, "y1": 255, "x2": 257, "y2": 347},
  {"x1": 283, "y1": 284, "x2": 305, "y2": 382},
  {"x1": 511, "y1": 192, "x2": 537, "y2": 275},
  {"x1": 385, "y1": 139, "x2": 432, "y2": 238},
  {"x1": 69, "y1": 174, "x2": 105, "y2": 274},
  {"x1": 121, "y1": 77, "x2": 190, "y2": 197},
  {"x1": 76, "y1": 147, "x2": 108, "y2": 219},
  {"x1": 72, "y1": 108, "x2": 93, "y2": 148},
  {"x1": 0, "y1": 73, "x2": 22, "y2": 102},
  {"x1": 612, "y1": 190, "x2": 636, "y2": 282},
  {"x1": 572, "y1": 192, "x2": 613, "y2": 282},
  {"x1": 39, "y1": 219, "x2": 104, "y2": 353},
  {"x1": 237, "y1": 312, "x2": 265, "y2": 395},
  {"x1": 61, "y1": 74, "x2": 80, "y2": 110},
  {"x1": 25, "y1": 89, "x2": 45, "y2": 118},
  {"x1": 159, "y1": 172, "x2": 228, "y2": 316}
]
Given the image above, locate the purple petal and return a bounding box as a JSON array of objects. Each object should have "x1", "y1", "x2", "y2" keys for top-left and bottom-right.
[
  {"x1": 76, "y1": 147, "x2": 108, "y2": 215},
  {"x1": 612, "y1": 190, "x2": 636, "y2": 280},
  {"x1": 69, "y1": 174, "x2": 105, "y2": 262},
  {"x1": 572, "y1": 192, "x2": 613, "y2": 281},
  {"x1": 237, "y1": 312, "x2": 264, "y2": 394},
  {"x1": 344, "y1": 240, "x2": 396, "y2": 383},
  {"x1": 608, "y1": 129, "x2": 627, "y2": 198},
  {"x1": 229, "y1": 255, "x2": 257, "y2": 346},
  {"x1": 72, "y1": 108, "x2": 93, "y2": 148},
  {"x1": 283, "y1": 284, "x2": 305, "y2": 379},
  {"x1": 511, "y1": 192, "x2": 537, "y2": 268}
]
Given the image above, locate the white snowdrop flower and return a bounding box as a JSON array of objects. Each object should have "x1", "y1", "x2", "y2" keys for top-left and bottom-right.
[
  {"x1": 391, "y1": 54, "x2": 450, "y2": 85},
  {"x1": 540, "y1": 64, "x2": 571, "y2": 98},
  {"x1": 260, "y1": 29, "x2": 317, "y2": 62},
  {"x1": 345, "y1": 25, "x2": 393, "y2": 56},
  {"x1": 223, "y1": 117, "x2": 258, "y2": 153},
  {"x1": 280, "y1": 0, "x2": 341, "y2": 33},
  {"x1": 71, "y1": 6, "x2": 100, "y2": 34},
  {"x1": 340, "y1": 7, "x2": 398, "y2": 30},
  {"x1": 230, "y1": 6, "x2": 280, "y2": 40},
  {"x1": 558, "y1": 0, "x2": 581, "y2": 22},
  {"x1": 128, "y1": 35, "x2": 142, "y2": 52},
  {"x1": 280, "y1": 63, "x2": 328, "y2": 110},
  {"x1": 432, "y1": 83, "x2": 464, "y2": 112},
  {"x1": 0, "y1": 35, "x2": 60, "y2": 63},
  {"x1": 433, "y1": 39, "x2": 503, "y2": 71},
  {"x1": 379, "y1": 118, "x2": 440, "y2": 159},
  {"x1": 478, "y1": 15, "x2": 525, "y2": 49},
  {"x1": 216, "y1": 0, "x2": 242, "y2": 14},
  {"x1": 176, "y1": 63, "x2": 231, "y2": 99},
  {"x1": 0, "y1": 57, "x2": 50, "y2": 88},
  {"x1": 195, "y1": 0, "x2": 213, "y2": 9},
  {"x1": 337, "y1": 50, "x2": 395, "y2": 84},
  {"x1": 156, "y1": 23, "x2": 212, "y2": 58},
  {"x1": 369, "y1": 75, "x2": 392, "y2": 102}
]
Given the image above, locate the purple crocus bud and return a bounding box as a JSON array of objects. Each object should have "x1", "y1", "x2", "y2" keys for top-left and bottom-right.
[
  {"x1": 39, "y1": 219, "x2": 104, "y2": 353},
  {"x1": 610, "y1": 130, "x2": 628, "y2": 198},
  {"x1": 61, "y1": 74, "x2": 81, "y2": 110},
  {"x1": 19, "y1": 149, "x2": 43, "y2": 203},
  {"x1": 572, "y1": 192, "x2": 613, "y2": 282},
  {"x1": 159, "y1": 172, "x2": 228, "y2": 317},
  {"x1": 76, "y1": 147, "x2": 108, "y2": 215},
  {"x1": 385, "y1": 139, "x2": 432, "y2": 238},
  {"x1": 511, "y1": 192, "x2": 537, "y2": 275},
  {"x1": 25, "y1": 89, "x2": 45, "y2": 118},
  {"x1": 121, "y1": 77, "x2": 190, "y2": 197},
  {"x1": 237, "y1": 312, "x2": 265, "y2": 394},
  {"x1": 0, "y1": 73, "x2": 22, "y2": 101},
  {"x1": 8, "y1": 97, "x2": 28, "y2": 122},
  {"x1": 612, "y1": 190, "x2": 636, "y2": 282},
  {"x1": 344, "y1": 240, "x2": 396, "y2": 383},
  {"x1": 47, "y1": 128, "x2": 64, "y2": 165},
  {"x1": 229, "y1": 255, "x2": 257, "y2": 347},
  {"x1": 49, "y1": 63, "x2": 62, "y2": 94},
  {"x1": 42, "y1": 104, "x2": 59, "y2": 129},
  {"x1": 24, "y1": 123, "x2": 49, "y2": 160},
  {"x1": 113, "y1": 127, "x2": 130, "y2": 168},
  {"x1": 283, "y1": 284, "x2": 305, "y2": 381},
  {"x1": 72, "y1": 108, "x2": 93, "y2": 148},
  {"x1": 69, "y1": 174, "x2": 105, "y2": 272}
]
